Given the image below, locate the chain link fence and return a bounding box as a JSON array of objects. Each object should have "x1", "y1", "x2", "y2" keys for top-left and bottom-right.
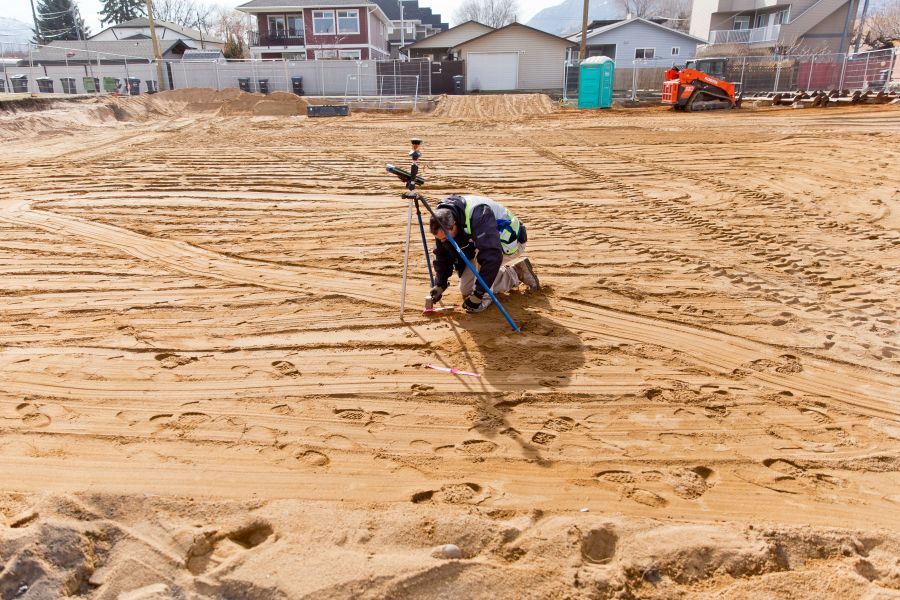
[
  {"x1": 562, "y1": 47, "x2": 899, "y2": 102},
  {"x1": 1, "y1": 42, "x2": 431, "y2": 98},
  {"x1": 629, "y1": 47, "x2": 899, "y2": 100}
]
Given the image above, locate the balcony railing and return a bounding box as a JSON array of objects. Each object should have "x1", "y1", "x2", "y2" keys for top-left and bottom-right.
[
  {"x1": 251, "y1": 32, "x2": 305, "y2": 47},
  {"x1": 709, "y1": 24, "x2": 780, "y2": 44}
]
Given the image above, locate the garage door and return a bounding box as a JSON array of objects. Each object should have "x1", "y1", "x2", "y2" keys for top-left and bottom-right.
[{"x1": 466, "y1": 52, "x2": 519, "y2": 91}]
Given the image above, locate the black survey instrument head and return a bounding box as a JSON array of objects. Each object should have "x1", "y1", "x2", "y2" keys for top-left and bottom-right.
[{"x1": 385, "y1": 164, "x2": 425, "y2": 186}]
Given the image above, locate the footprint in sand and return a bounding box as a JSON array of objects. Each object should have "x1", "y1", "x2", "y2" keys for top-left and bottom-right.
[
  {"x1": 531, "y1": 431, "x2": 557, "y2": 446},
  {"x1": 184, "y1": 521, "x2": 274, "y2": 575},
  {"x1": 543, "y1": 417, "x2": 576, "y2": 432},
  {"x1": 272, "y1": 360, "x2": 301, "y2": 378},
  {"x1": 259, "y1": 442, "x2": 331, "y2": 468},
  {"x1": 155, "y1": 353, "x2": 198, "y2": 369},
  {"x1": 742, "y1": 354, "x2": 804, "y2": 375},
  {"x1": 411, "y1": 482, "x2": 491, "y2": 505},
  {"x1": 15, "y1": 403, "x2": 52, "y2": 428},
  {"x1": 457, "y1": 439, "x2": 499, "y2": 456},
  {"x1": 595, "y1": 466, "x2": 717, "y2": 507},
  {"x1": 734, "y1": 458, "x2": 847, "y2": 496}
]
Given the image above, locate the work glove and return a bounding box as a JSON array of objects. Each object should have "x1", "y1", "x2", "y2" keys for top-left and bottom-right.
[
  {"x1": 463, "y1": 292, "x2": 488, "y2": 313},
  {"x1": 429, "y1": 284, "x2": 446, "y2": 303}
]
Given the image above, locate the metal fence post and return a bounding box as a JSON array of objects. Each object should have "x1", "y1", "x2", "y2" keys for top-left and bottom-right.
[
  {"x1": 807, "y1": 54, "x2": 815, "y2": 90},
  {"x1": 740, "y1": 56, "x2": 747, "y2": 92},
  {"x1": 863, "y1": 52, "x2": 870, "y2": 88},
  {"x1": 838, "y1": 52, "x2": 848, "y2": 90},
  {"x1": 773, "y1": 58, "x2": 781, "y2": 92},
  {"x1": 631, "y1": 62, "x2": 637, "y2": 101},
  {"x1": 215, "y1": 61, "x2": 220, "y2": 90}
]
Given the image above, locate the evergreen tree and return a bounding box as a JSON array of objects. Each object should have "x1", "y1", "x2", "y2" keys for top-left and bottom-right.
[
  {"x1": 33, "y1": 0, "x2": 90, "y2": 43},
  {"x1": 223, "y1": 34, "x2": 246, "y2": 59},
  {"x1": 99, "y1": 0, "x2": 146, "y2": 27}
]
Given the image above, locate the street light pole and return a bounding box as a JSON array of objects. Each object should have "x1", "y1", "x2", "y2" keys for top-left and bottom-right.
[{"x1": 399, "y1": 0, "x2": 405, "y2": 59}]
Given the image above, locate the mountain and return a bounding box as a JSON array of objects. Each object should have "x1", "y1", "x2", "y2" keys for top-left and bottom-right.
[
  {"x1": 527, "y1": 0, "x2": 624, "y2": 37},
  {"x1": 0, "y1": 17, "x2": 33, "y2": 45}
]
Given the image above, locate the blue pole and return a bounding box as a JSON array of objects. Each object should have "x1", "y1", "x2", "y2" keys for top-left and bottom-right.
[
  {"x1": 417, "y1": 195, "x2": 520, "y2": 332},
  {"x1": 415, "y1": 200, "x2": 435, "y2": 287}
]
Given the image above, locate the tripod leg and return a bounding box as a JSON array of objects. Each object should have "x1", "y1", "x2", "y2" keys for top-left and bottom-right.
[
  {"x1": 400, "y1": 196, "x2": 413, "y2": 316},
  {"x1": 415, "y1": 198, "x2": 435, "y2": 287}
]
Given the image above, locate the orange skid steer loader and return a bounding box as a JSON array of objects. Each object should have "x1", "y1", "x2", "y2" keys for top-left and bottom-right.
[{"x1": 662, "y1": 68, "x2": 741, "y2": 112}]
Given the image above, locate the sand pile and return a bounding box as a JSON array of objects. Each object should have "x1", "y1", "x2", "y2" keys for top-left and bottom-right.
[
  {"x1": 3, "y1": 493, "x2": 898, "y2": 599},
  {"x1": 431, "y1": 93, "x2": 557, "y2": 120},
  {"x1": 0, "y1": 88, "x2": 310, "y2": 140}
]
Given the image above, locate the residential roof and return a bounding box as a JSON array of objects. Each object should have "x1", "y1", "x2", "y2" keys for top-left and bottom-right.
[
  {"x1": 236, "y1": 0, "x2": 392, "y2": 25},
  {"x1": 371, "y1": 0, "x2": 446, "y2": 30},
  {"x1": 451, "y1": 22, "x2": 578, "y2": 51},
  {"x1": 405, "y1": 20, "x2": 494, "y2": 49},
  {"x1": 29, "y1": 39, "x2": 189, "y2": 62},
  {"x1": 91, "y1": 18, "x2": 224, "y2": 43},
  {"x1": 569, "y1": 17, "x2": 707, "y2": 44}
]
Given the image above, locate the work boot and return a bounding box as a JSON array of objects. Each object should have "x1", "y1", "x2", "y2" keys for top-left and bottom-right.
[{"x1": 514, "y1": 258, "x2": 540, "y2": 291}]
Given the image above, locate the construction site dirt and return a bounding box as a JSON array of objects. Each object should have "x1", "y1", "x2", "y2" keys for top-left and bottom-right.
[{"x1": 0, "y1": 91, "x2": 898, "y2": 599}]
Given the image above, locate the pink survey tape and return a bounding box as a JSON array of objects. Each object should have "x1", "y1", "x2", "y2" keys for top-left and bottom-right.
[{"x1": 424, "y1": 363, "x2": 482, "y2": 378}]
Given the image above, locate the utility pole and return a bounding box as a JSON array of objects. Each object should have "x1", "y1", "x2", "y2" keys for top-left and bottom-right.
[
  {"x1": 29, "y1": 0, "x2": 42, "y2": 43},
  {"x1": 580, "y1": 0, "x2": 589, "y2": 62},
  {"x1": 144, "y1": 0, "x2": 166, "y2": 90},
  {"x1": 852, "y1": 0, "x2": 870, "y2": 53}
]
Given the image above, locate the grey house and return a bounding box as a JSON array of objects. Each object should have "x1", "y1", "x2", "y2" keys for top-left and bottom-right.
[{"x1": 569, "y1": 18, "x2": 706, "y2": 67}]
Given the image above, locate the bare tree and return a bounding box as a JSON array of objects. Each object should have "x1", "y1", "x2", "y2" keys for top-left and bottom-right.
[
  {"x1": 209, "y1": 6, "x2": 249, "y2": 44},
  {"x1": 153, "y1": 0, "x2": 214, "y2": 30},
  {"x1": 653, "y1": 0, "x2": 691, "y2": 32},
  {"x1": 618, "y1": 0, "x2": 659, "y2": 19},
  {"x1": 859, "y1": 4, "x2": 900, "y2": 50},
  {"x1": 454, "y1": 0, "x2": 518, "y2": 29}
]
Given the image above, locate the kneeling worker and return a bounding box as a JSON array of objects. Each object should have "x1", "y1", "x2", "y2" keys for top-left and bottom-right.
[{"x1": 428, "y1": 195, "x2": 540, "y2": 313}]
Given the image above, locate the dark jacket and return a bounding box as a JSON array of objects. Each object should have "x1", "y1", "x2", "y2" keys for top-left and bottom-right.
[{"x1": 431, "y1": 195, "x2": 528, "y2": 296}]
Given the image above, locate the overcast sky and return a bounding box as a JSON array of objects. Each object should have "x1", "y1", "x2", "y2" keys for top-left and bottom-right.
[{"x1": 5, "y1": 0, "x2": 552, "y2": 32}]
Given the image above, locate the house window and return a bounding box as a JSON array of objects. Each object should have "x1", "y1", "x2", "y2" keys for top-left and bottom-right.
[
  {"x1": 268, "y1": 15, "x2": 286, "y2": 38},
  {"x1": 634, "y1": 48, "x2": 655, "y2": 59},
  {"x1": 671, "y1": 46, "x2": 680, "y2": 56},
  {"x1": 287, "y1": 14, "x2": 303, "y2": 37},
  {"x1": 312, "y1": 10, "x2": 335, "y2": 34},
  {"x1": 285, "y1": 52, "x2": 306, "y2": 60},
  {"x1": 337, "y1": 10, "x2": 359, "y2": 34},
  {"x1": 777, "y1": 8, "x2": 790, "y2": 24},
  {"x1": 755, "y1": 13, "x2": 766, "y2": 28},
  {"x1": 733, "y1": 15, "x2": 750, "y2": 30},
  {"x1": 314, "y1": 49, "x2": 338, "y2": 59},
  {"x1": 338, "y1": 49, "x2": 361, "y2": 60}
]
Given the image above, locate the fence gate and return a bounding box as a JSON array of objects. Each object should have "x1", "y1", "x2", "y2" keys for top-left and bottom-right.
[{"x1": 430, "y1": 60, "x2": 463, "y2": 95}]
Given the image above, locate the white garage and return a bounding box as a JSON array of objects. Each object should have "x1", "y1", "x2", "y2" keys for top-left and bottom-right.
[
  {"x1": 451, "y1": 23, "x2": 577, "y2": 92},
  {"x1": 466, "y1": 52, "x2": 519, "y2": 91}
]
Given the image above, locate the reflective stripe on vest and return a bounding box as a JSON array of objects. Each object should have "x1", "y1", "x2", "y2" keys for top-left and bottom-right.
[{"x1": 462, "y1": 196, "x2": 521, "y2": 255}]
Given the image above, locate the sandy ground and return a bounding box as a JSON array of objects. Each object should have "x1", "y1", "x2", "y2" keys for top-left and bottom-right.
[{"x1": 0, "y1": 90, "x2": 899, "y2": 599}]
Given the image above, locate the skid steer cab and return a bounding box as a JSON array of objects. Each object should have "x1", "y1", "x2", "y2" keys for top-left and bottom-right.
[{"x1": 662, "y1": 65, "x2": 740, "y2": 112}]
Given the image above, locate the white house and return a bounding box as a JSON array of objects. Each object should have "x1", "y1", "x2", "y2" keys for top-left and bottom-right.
[
  {"x1": 89, "y1": 17, "x2": 225, "y2": 50},
  {"x1": 569, "y1": 18, "x2": 706, "y2": 67}
]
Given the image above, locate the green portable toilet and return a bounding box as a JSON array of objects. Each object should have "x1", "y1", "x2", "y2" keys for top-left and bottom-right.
[{"x1": 578, "y1": 56, "x2": 614, "y2": 109}]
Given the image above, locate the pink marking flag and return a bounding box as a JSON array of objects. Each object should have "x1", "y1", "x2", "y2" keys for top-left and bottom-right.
[{"x1": 424, "y1": 363, "x2": 481, "y2": 378}]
